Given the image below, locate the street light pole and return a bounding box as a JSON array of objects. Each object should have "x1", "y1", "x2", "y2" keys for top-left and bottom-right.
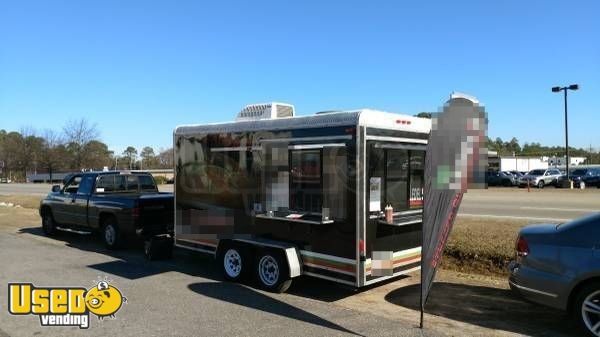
[
  {"x1": 552, "y1": 84, "x2": 579, "y2": 187},
  {"x1": 563, "y1": 88, "x2": 569, "y2": 181}
]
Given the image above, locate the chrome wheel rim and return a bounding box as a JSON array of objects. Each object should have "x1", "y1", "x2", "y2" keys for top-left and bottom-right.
[
  {"x1": 582, "y1": 290, "x2": 600, "y2": 336},
  {"x1": 104, "y1": 225, "x2": 116, "y2": 245},
  {"x1": 258, "y1": 255, "x2": 279, "y2": 286},
  {"x1": 223, "y1": 249, "x2": 242, "y2": 278}
]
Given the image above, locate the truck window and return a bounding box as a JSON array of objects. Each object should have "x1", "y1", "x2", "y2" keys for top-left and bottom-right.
[
  {"x1": 77, "y1": 176, "x2": 95, "y2": 195},
  {"x1": 96, "y1": 175, "x2": 115, "y2": 192},
  {"x1": 138, "y1": 175, "x2": 157, "y2": 191},
  {"x1": 126, "y1": 175, "x2": 139, "y2": 192},
  {"x1": 114, "y1": 175, "x2": 127, "y2": 192},
  {"x1": 64, "y1": 176, "x2": 82, "y2": 194}
]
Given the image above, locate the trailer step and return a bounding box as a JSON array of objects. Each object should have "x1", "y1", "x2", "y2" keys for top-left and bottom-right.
[{"x1": 55, "y1": 227, "x2": 93, "y2": 235}]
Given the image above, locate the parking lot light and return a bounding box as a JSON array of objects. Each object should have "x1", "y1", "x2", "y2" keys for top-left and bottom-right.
[{"x1": 551, "y1": 84, "x2": 579, "y2": 187}]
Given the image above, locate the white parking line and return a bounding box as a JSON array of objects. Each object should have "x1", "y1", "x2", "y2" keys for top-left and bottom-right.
[
  {"x1": 519, "y1": 206, "x2": 600, "y2": 212},
  {"x1": 458, "y1": 213, "x2": 571, "y2": 222}
]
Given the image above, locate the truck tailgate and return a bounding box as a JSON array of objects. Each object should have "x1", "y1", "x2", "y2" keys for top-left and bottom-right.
[{"x1": 138, "y1": 193, "x2": 174, "y2": 236}]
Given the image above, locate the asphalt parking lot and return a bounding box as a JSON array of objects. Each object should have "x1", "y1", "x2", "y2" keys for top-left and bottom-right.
[
  {"x1": 0, "y1": 198, "x2": 585, "y2": 337},
  {"x1": 0, "y1": 220, "x2": 425, "y2": 337}
]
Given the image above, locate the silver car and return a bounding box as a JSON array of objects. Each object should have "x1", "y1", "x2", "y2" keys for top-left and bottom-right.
[
  {"x1": 518, "y1": 168, "x2": 562, "y2": 188},
  {"x1": 509, "y1": 213, "x2": 600, "y2": 336}
]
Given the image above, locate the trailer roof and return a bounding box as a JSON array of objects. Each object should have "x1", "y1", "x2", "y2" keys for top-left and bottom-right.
[{"x1": 174, "y1": 109, "x2": 431, "y2": 136}]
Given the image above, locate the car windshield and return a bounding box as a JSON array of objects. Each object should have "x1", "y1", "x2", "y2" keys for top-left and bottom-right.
[{"x1": 528, "y1": 169, "x2": 545, "y2": 176}]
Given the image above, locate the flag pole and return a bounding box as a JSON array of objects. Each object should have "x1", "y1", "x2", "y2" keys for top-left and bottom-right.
[{"x1": 420, "y1": 192, "x2": 425, "y2": 329}]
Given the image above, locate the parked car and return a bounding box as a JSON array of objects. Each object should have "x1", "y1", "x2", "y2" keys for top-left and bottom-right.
[
  {"x1": 509, "y1": 213, "x2": 600, "y2": 336},
  {"x1": 508, "y1": 170, "x2": 524, "y2": 180},
  {"x1": 39, "y1": 171, "x2": 174, "y2": 259},
  {"x1": 502, "y1": 171, "x2": 519, "y2": 185},
  {"x1": 556, "y1": 168, "x2": 600, "y2": 188},
  {"x1": 486, "y1": 171, "x2": 516, "y2": 186},
  {"x1": 518, "y1": 168, "x2": 562, "y2": 188},
  {"x1": 0, "y1": 177, "x2": 12, "y2": 183}
]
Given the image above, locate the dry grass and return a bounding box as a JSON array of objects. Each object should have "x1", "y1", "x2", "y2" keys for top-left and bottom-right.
[
  {"x1": 442, "y1": 216, "x2": 539, "y2": 276},
  {"x1": 0, "y1": 193, "x2": 540, "y2": 277},
  {"x1": 0, "y1": 195, "x2": 42, "y2": 210}
]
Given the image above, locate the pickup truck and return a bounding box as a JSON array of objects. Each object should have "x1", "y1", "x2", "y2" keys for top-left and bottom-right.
[{"x1": 39, "y1": 171, "x2": 174, "y2": 258}]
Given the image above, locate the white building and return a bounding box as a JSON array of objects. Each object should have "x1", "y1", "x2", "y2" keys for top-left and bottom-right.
[
  {"x1": 497, "y1": 155, "x2": 586, "y2": 172},
  {"x1": 499, "y1": 157, "x2": 548, "y2": 172},
  {"x1": 543, "y1": 156, "x2": 586, "y2": 167}
]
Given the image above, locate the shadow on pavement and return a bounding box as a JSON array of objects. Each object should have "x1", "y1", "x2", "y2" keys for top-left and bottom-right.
[
  {"x1": 18, "y1": 226, "x2": 220, "y2": 280},
  {"x1": 18, "y1": 226, "x2": 363, "y2": 301},
  {"x1": 385, "y1": 282, "x2": 579, "y2": 337},
  {"x1": 188, "y1": 282, "x2": 364, "y2": 336}
]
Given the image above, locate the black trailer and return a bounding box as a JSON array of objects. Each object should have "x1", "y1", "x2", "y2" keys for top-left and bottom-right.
[{"x1": 174, "y1": 102, "x2": 431, "y2": 291}]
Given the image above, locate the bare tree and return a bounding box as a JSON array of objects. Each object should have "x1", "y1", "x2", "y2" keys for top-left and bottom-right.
[
  {"x1": 157, "y1": 148, "x2": 174, "y2": 169},
  {"x1": 39, "y1": 129, "x2": 65, "y2": 183},
  {"x1": 63, "y1": 118, "x2": 100, "y2": 170}
]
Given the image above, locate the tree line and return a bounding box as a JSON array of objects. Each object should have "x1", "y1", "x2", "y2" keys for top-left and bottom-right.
[
  {"x1": 0, "y1": 118, "x2": 173, "y2": 182},
  {"x1": 487, "y1": 137, "x2": 599, "y2": 163},
  {"x1": 415, "y1": 112, "x2": 599, "y2": 163}
]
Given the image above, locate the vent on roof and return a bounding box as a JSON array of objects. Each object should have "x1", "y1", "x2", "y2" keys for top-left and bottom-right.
[{"x1": 236, "y1": 102, "x2": 295, "y2": 121}]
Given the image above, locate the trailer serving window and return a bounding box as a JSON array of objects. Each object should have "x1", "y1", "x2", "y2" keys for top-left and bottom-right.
[
  {"x1": 262, "y1": 143, "x2": 347, "y2": 222},
  {"x1": 368, "y1": 142, "x2": 425, "y2": 213}
]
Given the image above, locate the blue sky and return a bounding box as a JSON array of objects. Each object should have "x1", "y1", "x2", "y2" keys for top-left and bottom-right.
[{"x1": 1, "y1": 0, "x2": 599, "y2": 154}]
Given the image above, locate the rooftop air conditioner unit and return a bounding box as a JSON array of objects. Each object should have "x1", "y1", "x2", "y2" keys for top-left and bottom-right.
[{"x1": 236, "y1": 102, "x2": 295, "y2": 122}]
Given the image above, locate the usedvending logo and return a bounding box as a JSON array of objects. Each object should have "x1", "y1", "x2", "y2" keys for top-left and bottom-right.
[{"x1": 8, "y1": 278, "x2": 126, "y2": 329}]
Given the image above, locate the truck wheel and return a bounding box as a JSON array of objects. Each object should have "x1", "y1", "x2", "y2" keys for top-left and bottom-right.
[
  {"x1": 573, "y1": 281, "x2": 600, "y2": 337},
  {"x1": 42, "y1": 211, "x2": 57, "y2": 236},
  {"x1": 256, "y1": 249, "x2": 292, "y2": 293},
  {"x1": 218, "y1": 242, "x2": 250, "y2": 282},
  {"x1": 102, "y1": 218, "x2": 121, "y2": 249},
  {"x1": 537, "y1": 180, "x2": 545, "y2": 189}
]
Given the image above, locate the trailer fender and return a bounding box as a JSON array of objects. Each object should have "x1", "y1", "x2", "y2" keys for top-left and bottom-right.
[
  {"x1": 227, "y1": 238, "x2": 302, "y2": 279},
  {"x1": 282, "y1": 247, "x2": 302, "y2": 278}
]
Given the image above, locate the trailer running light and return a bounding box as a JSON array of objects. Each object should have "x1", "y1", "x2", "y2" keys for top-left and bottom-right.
[
  {"x1": 516, "y1": 236, "x2": 529, "y2": 257},
  {"x1": 359, "y1": 239, "x2": 365, "y2": 256}
]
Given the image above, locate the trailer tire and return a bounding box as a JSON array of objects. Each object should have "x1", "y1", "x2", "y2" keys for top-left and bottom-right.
[
  {"x1": 218, "y1": 242, "x2": 250, "y2": 282},
  {"x1": 256, "y1": 249, "x2": 292, "y2": 293}
]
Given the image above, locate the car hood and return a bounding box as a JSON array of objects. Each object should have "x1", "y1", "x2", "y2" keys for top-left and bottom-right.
[
  {"x1": 521, "y1": 175, "x2": 539, "y2": 179},
  {"x1": 520, "y1": 223, "x2": 558, "y2": 235}
]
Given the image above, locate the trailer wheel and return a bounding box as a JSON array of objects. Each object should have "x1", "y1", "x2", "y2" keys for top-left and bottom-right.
[
  {"x1": 256, "y1": 250, "x2": 292, "y2": 293},
  {"x1": 218, "y1": 242, "x2": 249, "y2": 282}
]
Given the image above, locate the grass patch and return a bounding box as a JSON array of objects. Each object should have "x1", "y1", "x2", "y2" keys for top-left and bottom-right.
[
  {"x1": 442, "y1": 216, "x2": 540, "y2": 276},
  {"x1": 0, "y1": 195, "x2": 43, "y2": 210}
]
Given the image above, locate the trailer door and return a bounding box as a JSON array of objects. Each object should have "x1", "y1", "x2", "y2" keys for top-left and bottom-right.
[{"x1": 364, "y1": 141, "x2": 424, "y2": 281}]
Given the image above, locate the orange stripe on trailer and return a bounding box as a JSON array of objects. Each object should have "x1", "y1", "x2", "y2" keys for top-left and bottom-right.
[{"x1": 302, "y1": 257, "x2": 356, "y2": 274}]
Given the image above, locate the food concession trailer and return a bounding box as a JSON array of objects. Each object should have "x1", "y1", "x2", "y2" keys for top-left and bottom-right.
[{"x1": 174, "y1": 103, "x2": 431, "y2": 292}]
